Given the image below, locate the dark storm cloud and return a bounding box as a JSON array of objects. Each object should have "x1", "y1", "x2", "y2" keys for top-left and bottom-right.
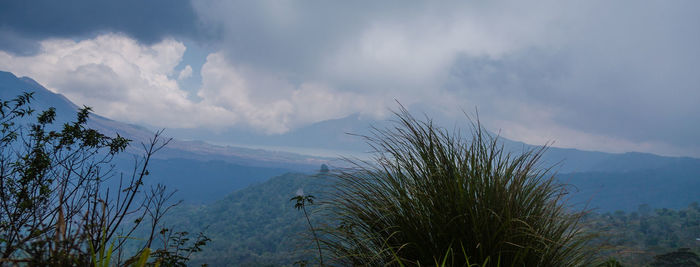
[
  {"x1": 1, "y1": 0, "x2": 698, "y2": 156},
  {"x1": 448, "y1": 0, "x2": 700, "y2": 153},
  {"x1": 193, "y1": 1, "x2": 385, "y2": 78},
  {"x1": 0, "y1": 0, "x2": 202, "y2": 54},
  {"x1": 192, "y1": 1, "x2": 470, "y2": 84},
  {"x1": 191, "y1": 0, "x2": 700, "y2": 156}
]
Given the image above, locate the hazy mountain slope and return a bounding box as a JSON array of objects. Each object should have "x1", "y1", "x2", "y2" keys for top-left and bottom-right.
[
  {"x1": 0, "y1": 71, "x2": 80, "y2": 124},
  {"x1": 561, "y1": 164, "x2": 700, "y2": 212},
  {"x1": 0, "y1": 70, "x2": 326, "y2": 202},
  {"x1": 5, "y1": 70, "x2": 698, "y2": 175},
  {"x1": 3, "y1": 69, "x2": 699, "y2": 207},
  {"x1": 169, "y1": 101, "x2": 699, "y2": 174},
  {"x1": 1, "y1": 71, "x2": 325, "y2": 169},
  {"x1": 168, "y1": 113, "x2": 377, "y2": 153}
]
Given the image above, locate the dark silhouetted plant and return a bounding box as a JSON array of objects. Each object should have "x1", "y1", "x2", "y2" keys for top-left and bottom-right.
[
  {"x1": 650, "y1": 248, "x2": 700, "y2": 267},
  {"x1": 0, "y1": 92, "x2": 206, "y2": 265},
  {"x1": 596, "y1": 257, "x2": 623, "y2": 267},
  {"x1": 321, "y1": 106, "x2": 594, "y2": 266},
  {"x1": 292, "y1": 193, "x2": 324, "y2": 266},
  {"x1": 146, "y1": 228, "x2": 210, "y2": 267}
]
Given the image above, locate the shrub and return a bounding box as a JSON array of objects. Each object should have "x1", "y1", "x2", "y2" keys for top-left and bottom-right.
[
  {"x1": 322, "y1": 107, "x2": 593, "y2": 266},
  {"x1": 0, "y1": 92, "x2": 206, "y2": 265}
]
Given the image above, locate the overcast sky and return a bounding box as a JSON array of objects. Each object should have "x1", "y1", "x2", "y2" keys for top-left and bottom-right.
[{"x1": 0, "y1": 0, "x2": 698, "y2": 157}]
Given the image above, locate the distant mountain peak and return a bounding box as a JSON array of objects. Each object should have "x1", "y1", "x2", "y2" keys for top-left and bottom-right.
[
  {"x1": 0, "y1": 70, "x2": 325, "y2": 169},
  {"x1": 2, "y1": 70, "x2": 697, "y2": 175}
]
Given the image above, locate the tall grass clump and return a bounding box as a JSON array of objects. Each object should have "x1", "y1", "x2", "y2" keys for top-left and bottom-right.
[{"x1": 322, "y1": 107, "x2": 593, "y2": 266}]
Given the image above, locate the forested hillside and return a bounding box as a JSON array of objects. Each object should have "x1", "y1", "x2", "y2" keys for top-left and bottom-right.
[
  {"x1": 589, "y1": 203, "x2": 700, "y2": 266},
  {"x1": 163, "y1": 172, "x2": 330, "y2": 266},
  {"x1": 159, "y1": 170, "x2": 700, "y2": 266}
]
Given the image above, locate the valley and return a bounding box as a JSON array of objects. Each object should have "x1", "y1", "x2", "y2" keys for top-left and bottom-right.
[{"x1": 2, "y1": 70, "x2": 699, "y2": 265}]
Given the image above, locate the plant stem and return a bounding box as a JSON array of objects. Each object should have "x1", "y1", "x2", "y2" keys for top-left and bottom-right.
[{"x1": 302, "y1": 204, "x2": 324, "y2": 266}]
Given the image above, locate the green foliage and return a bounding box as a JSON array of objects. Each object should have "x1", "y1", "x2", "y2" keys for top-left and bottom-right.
[
  {"x1": 0, "y1": 92, "x2": 131, "y2": 264},
  {"x1": 595, "y1": 257, "x2": 623, "y2": 267},
  {"x1": 0, "y1": 92, "x2": 206, "y2": 265},
  {"x1": 321, "y1": 107, "x2": 594, "y2": 266},
  {"x1": 89, "y1": 225, "x2": 114, "y2": 267},
  {"x1": 649, "y1": 248, "x2": 700, "y2": 267},
  {"x1": 136, "y1": 248, "x2": 155, "y2": 267},
  {"x1": 155, "y1": 171, "x2": 697, "y2": 266},
  {"x1": 291, "y1": 195, "x2": 315, "y2": 210},
  {"x1": 392, "y1": 245, "x2": 497, "y2": 267},
  {"x1": 587, "y1": 203, "x2": 700, "y2": 265},
  {"x1": 148, "y1": 228, "x2": 210, "y2": 267},
  {"x1": 160, "y1": 173, "x2": 329, "y2": 266}
]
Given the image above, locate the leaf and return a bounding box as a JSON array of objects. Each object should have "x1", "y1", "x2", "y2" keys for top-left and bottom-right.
[{"x1": 135, "y1": 247, "x2": 151, "y2": 267}]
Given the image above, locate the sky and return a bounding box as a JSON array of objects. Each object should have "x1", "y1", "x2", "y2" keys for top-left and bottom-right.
[{"x1": 0, "y1": 0, "x2": 698, "y2": 157}]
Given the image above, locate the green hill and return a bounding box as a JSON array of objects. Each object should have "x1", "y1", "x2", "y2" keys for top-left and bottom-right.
[
  {"x1": 153, "y1": 167, "x2": 699, "y2": 265},
  {"x1": 163, "y1": 172, "x2": 331, "y2": 266}
]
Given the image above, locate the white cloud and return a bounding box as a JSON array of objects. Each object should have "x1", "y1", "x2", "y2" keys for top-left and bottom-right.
[
  {"x1": 178, "y1": 65, "x2": 192, "y2": 80},
  {"x1": 0, "y1": 34, "x2": 234, "y2": 128},
  {"x1": 0, "y1": 34, "x2": 385, "y2": 133},
  {"x1": 198, "y1": 52, "x2": 385, "y2": 134}
]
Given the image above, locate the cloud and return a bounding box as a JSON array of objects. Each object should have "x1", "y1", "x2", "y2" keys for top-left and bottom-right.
[
  {"x1": 442, "y1": 1, "x2": 700, "y2": 157},
  {"x1": 0, "y1": 0, "x2": 201, "y2": 54},
  {"x1": 189, "y1": 0, "x2": 579, "y2": 120},
  {"x1": 188, "y1": 0, "x2": 700, "y2": 157},
  {"x1": 0, "y1": 34, "x2": 384, "y2": 134},
  {"x1": 178, "y1": 65, "x2": 193, "y2": 80},
  {"x1": 192, "y1": 1, "x2": 561, "y2": 92},
  {"x1": 198, "y1": 52, "x2": 385, "y2": 134},
  {"x1": 0, "y1": 34, "x2": 233, "y2": 128}
]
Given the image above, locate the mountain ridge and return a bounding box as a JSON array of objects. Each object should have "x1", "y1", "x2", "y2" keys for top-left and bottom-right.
[
  {"x1": 0, "y1": 70, "x2": 324, "y2": 203},
  {"x1": 0, "y1": 70, "x2": 326, "y2": 170},
  {"x1": 2, "y1": 70, "x2": 699, "y2": 204}
]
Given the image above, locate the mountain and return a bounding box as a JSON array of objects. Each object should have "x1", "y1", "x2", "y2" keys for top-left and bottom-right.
[
  {"x1": 0, "y1": 71, "x2": 81, "y2": 123},
  {"x1": 0, "y1": 71, "x2": 326, "y2": 169},
  {"x1": 0, "y1": 71, "x2": 327, "y2": 203},
  {"x1": 167, "y1": 102, "x2": 699, "y2": 175},
  {"x1": 2, "y1": 69, "x2": 699, "y2": 207},
  {"x1": 167, "y1": 113, "x2": 381, "y2": 159},
  {"x1": 562, "y1": 163, "x2": 700, "y2": 212},
  {"x1": 5, "y1": 70, "x2": 699, "y2": 265}
]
